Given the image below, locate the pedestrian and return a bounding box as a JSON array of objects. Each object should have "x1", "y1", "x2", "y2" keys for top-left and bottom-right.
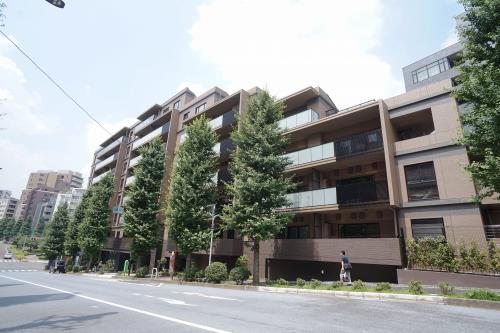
[{"x1": 339, "y1": 250, "x2": 352, "y2": 285}]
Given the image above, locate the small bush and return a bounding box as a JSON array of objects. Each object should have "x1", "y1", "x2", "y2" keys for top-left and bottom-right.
[
  {"x1": 310, "y1": 279, "x2": 322, "y2": 289},
  {"x1": 72, "y1": 265, "x2": 81, "y2": 273},
  {"x1": 98, "y1": 268, "x2": 104, "y2": 274},
  {"x1": 194, "y1": 269, "x2": 205, "y2": 282},
  {"x1": 438, "y1": 282, "x2": 455, "y2": 296},
  {"x1": 135, "y1": 266, "x2": 149, "y2": 278},
  {"x1": 235, "y1": 255, "x2": 248, "y2": 268},
  {"x1": 204, "y1": 262, "x2": 228, "y2": 283},
  {"x1": 408, "y1": 280, "x2": 424, "y2": 295},
  {"x1": 101, "y1": 260, "x2": 114, "y2": 273},
  {"x1": 375, "y1": 282, "x2": 391, "y2": 292},
  {"x1": 351, "y1": 280, "x2": 366, "y2": 291},
  {"x1": 329, "y1": 281, "x2": 343, "y2": 290},
  {"x1": 183, "y1": 263, "x2": 198, "y2": 282},
  {"x1": 229, "y1": 266, "x2": 250, "y2": 285},
  {"x1": 276, "y1": 278, "x2": 288, "y2": 286},
  {"x1": 66, "y1": 264, "x2": 73, "y2": 272},
  {"x1": 465, "y1": 289, "x2": 500, "y2": 301},
  {"x1": 296, "y1": 278, "x2": 306, "y2": 287}
]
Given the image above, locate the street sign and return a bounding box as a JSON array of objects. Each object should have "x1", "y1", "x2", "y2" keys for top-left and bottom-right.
[
  {"x1": 112, "y1": 206, "x2": 124, "y2": 214},
  {"x1": 45, "y1": 0, "x2": 66, "y2": 9}
]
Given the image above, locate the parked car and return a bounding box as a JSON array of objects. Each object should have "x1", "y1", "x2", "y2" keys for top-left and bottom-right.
[{"x1": 3, "y1": 252, "x2": 12, "y2": 260}]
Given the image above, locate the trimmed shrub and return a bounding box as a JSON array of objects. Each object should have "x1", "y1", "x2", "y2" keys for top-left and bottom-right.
[
  {"x1": 229, "y1": 266, "x2": 250, "y2": 285},
  {"x1": 296, "y1": 278, "x2": 306, "y2": 287},
  {"x1": 465, "y1": 289, "x2": 500, "y2": 301},
  {"x1": 310, "y1": 279, "x2": 322, "y2": 289},
  {"x1": 135, "y1": 266, "x2": 149, "y2": 278},
  {"x1": 204, "y1": 262, "x2": 227, "y2": 283},
  {"x1": 195, "y1": 269, "x2": 205, "y2": 282},
  {"x1": 487, "y1": 241, "x2": 500, "y2": 273},
  {"x1": 375, "y1": 282, "x2": 391, "y2": 292},
  {"x1": 183, "y1": 263, "x2": 198, "y2": 282},
  {"x1": 235, "y1": 255, "x2": 248, "y2": 268},
  {"x1": 351, "y1": 280, "x2": 365, "y2": 291},
  {"x1": 438, "y1": 282, "x2": 455, "y2": 296},
  {"x1": 101, "y1": 260, "x2": 114, "y2": 273},
  {"x1": 72, "y1": 265, "x2": 81, "y2": 273},
  {"x1": 66, "y1": 264, "x2": 73, "y2": 272},
  {"x1": 408, "y1": 280, "x2": 424, "y2": 295},
  {"x1": 276, "y1": 278, "x2": 288, "y2": 286},
  {"x1": 329, "y1": 281, "x2": 343, "y2": 290}
]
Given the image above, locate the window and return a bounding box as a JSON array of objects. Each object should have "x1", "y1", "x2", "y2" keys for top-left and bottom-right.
[
  {"x1": 195, "y1": 103, "x2": 206, "y2": 114},
  {"x1": 411, "y1": 218, "x2": 445, "y2": 240},
  {"x1": 339, "y1": 223, "x2": 380, "y2": 238},
  {"x1": 405, "y1": 162, "x2": 439, "y2": 201},
  {"x1": 174, "y1": 100, "x2": 180, "y2": 110},
  {"x1": 287, "y1": 226, "x2": 309, "y2": 239},
  {"x1": 411, "y1": 57, "x2": 451, "y2": 84},
  {"x1": 183, "y1": 112, "x2": 190, "y2": 120}
]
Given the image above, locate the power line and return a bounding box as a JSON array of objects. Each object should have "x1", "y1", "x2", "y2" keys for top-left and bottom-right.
[{"x1": 0, "y1": 30, "x2": 112, "y2": 135}]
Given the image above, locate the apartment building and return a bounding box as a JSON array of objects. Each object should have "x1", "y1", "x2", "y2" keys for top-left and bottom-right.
[
  {"x1": 0, "y1": 190, "x2": 18, "y2": 219},
  {"x1": 15, "y1": 170, "x2": 83, "y2": 223},
  {"x1": 90, "y1": 43, "x2": 499, "y2": 282},
  {"x1": 53, "y1": 188, "x2": 86, "y2": 217}
]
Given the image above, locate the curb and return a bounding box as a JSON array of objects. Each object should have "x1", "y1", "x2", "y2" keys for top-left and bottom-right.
[{"x1": 444, "y1": 297, "x2": 500, "y2": 310}]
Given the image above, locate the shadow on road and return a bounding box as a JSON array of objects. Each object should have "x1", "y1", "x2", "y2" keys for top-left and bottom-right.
[
  {"x1": 0, "y1": 293, "x2": 74, "y2": 307},
  {"x1": 0, "y1": 283, "x2": 23, "y2": 288},
  {"x1": 0, "y1": 312, "x2": 118, "y2": 332}
]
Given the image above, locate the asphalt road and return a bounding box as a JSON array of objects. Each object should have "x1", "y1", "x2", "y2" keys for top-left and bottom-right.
[{"x1": 0, "y1": 266, "x2": 499, "y2": 333}]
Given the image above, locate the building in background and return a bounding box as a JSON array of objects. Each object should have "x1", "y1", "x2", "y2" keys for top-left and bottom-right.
[
  {"x1": 0, "y1": 190, "x2": 19, "y2": 219},
  {"x1": 54, "y1": 188, "x2": 86, "y2": 216},
  {"x1": 14, "y1": 170, "x2": 84, "y2": 225}
]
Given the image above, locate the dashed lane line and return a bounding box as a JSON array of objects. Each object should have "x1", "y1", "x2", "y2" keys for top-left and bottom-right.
[
  {"x1": 173, "y1": 291, "x2": 241, "y2": 302},
  {"x1": 0, "y1": 274, "x2": 232, "y2": 333}
]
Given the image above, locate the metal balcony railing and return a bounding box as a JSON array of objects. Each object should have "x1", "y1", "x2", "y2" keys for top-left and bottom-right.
[
  {"x1": 134, "y1": 115, "x2": 155, "y2": 133},
  {"x1": 484, "y1": 225, "x2": 500, "y2": 239},
  {"x1": 337, "y1": 180, "x2": 389, "y2": 205},
  {"x1": 335, "y1": 129, "x2": 383, "y2": 158},
  {"x1": 96, "y1": 137, "x2": 122, "y2": 159}
]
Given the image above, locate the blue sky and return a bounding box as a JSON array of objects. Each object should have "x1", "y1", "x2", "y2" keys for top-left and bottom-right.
[{"x1": 0, "y1": 0, "x2": 462, "y2": 197}]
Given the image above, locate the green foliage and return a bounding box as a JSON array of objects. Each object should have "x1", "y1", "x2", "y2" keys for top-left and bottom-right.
[
  {"x1": 166, "y1": 117, "x2": 218, "y2": 263},
  {"x1": 329, "y1": 281, "x2": 344, "y2": 290},
  {"x1": 310, "y1": 279, "x2": 322, "y2": 289},
  {"x1": 34, "y1": 218, "x2": 46, "y2": 237},
  {"x1": 457, "y1": 241, "x2": 488, "y2": 272},
  {"x1": 159, "y1": 257, "x2": 168, "y2": 271},
  {"x1": 453, "y1": 0, "x2": 500, "y2": 199},
  {"x1": 182, "y1": 262, "x2": 199, "y2": 282},
  {"x1": 487, "y1": 241, "x2": 500, "y2": 273},
  {"x1": 235, "y1": 255, "x2": 248, "y2": 268},
  {"x1": 65, "y1": 189, "x2": 91, "y2": 257},
  {"x1": 66, "y1": 264, "x2": 73, "y2": 272},
  {"x1": 78, "y1": 175, "x2": 113, "y2": 266},
  {"x1": 124, "y1": 137, "x2": 166, "y2": 261},
  {"x1": 101, "y1": 260, "x2": 114, "y2": 273},
  {"x1": 17, "y1": 218, "x2": 32, "y2": 238},
  {"x1": 276, "y1": 278, "x2": 288, "y2": 286},
  {"x1": 194, "y1": 269, "x2": 205, "y2": 282},
  {"x1": 42, "y1": 203, "x2": 70, "y2": 260},
  {"x1": 375, "y1": 282, "x2": 391, "y2": 292},
  {"x1": 465, "y1": 289, "x2": 500, "y2": 301},
  {"x1": 229, "y1": 266, "x2": 251, "y2": 284},
  {"x1": 222, "y1": 91, "x2": 294, "y2": 283},
  {"x1": 72, "y1": 265, "x2": 81, "y2": 273},
  {"x1": 408, "y1": 280, "x2": 424, "y2": 295},
  {"x1": 351, "y1": 280, "x2": 366, "y2": 291},
  {"x1": 135, "y1": 266, "x2": 149, "y2": 278},
  {"x1": 204, "y1": 262, "x2": 228, "y2": 283},
  {"x1": 0, "y1": 218, "x2": 9, "y2": 239},
  {"x1": 438, "y1": 282, "x2": 455, "y2": 296},
  {"x1": 296, "y1": 278, "x2": 306, "y2": 287}
]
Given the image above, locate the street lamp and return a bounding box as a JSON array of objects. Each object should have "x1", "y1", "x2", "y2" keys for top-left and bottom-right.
[{"x1": 45, "y1": 0, "x2": 65, "y2": 8}]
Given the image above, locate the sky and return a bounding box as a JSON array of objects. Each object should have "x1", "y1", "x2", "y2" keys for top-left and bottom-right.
[{"x1": 0, "y1": 0, "x2": 462, "y2": 197}]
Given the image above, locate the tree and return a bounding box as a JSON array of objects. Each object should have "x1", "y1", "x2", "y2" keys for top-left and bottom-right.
[
  {"x1": 17, "y1": 218, "x2": 32, "y2": 238},
  {"x1": 78, "y1": 174, "x2": 113, "y2": 270},
  {"x1": 34, "y1": 218, "x2": 46, "y2": 237},
  {"x1": 64, "y1": 189, "x2": 91, "y2": 261},
  {"x1": 41, "y1": 203, "x2": 69, "y2": 260},
  {"x1": 454, "y1": 0, "x2": 500, "y2": 199},
  {"x1": 0, "y1": 218, "x2": 8, "y2": 239},
  {"x1": 222, "y1": 90, "x2": 294, "y2": 284},
  {"x1": 123, "y1": 137, "x2": 165, "y2": 268},
  {"x1": 2, "y1": 219, "x2": 16, "y2": 240},
  {"x1": 166, "y1": 116, "x2": 218, "y2": 269},
  {"x1": 9, "y1": 219, "x2": 22, "y2": 239}
]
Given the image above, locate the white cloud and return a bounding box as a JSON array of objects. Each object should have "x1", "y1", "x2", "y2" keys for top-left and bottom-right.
[
  {"x1": 189, "y1": 0, "x2": 402, "y2": 108},
  {"x1": 441, "y1": 28, "x2": 459, "y2": 49}
]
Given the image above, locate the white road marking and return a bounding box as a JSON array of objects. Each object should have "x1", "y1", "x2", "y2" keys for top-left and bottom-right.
[
  {"x1": 133, "y1": 293, "x2": 142, "y2": 296},
  {"x1": 89, "y1": 278, "x2": 117, "y2": 283},
  {"x1": 173, "y1": 291, "x2": 241, "y2": 302},
  {"x1": 158, "y1": 297, "x2": 196, "y2": 306},
  {"x1": 144, "y1": 294, "x2": 154, "y2": 298},
  {"x1": 0, "y1": 275, "x2": 231, "y2": 333}
]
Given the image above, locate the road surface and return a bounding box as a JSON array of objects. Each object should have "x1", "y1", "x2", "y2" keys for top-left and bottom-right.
[{"x1": 0, "y1": 262, "x2": 498, "y2": 332}]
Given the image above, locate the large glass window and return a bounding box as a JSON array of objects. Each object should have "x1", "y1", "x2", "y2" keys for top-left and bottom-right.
[
  {"x1": 411, "y1": 57, "x2": 451, "y2": 84},
  {"x1": 411, "y1": 218, "x2": 445, "y2": 240},
  {"x1": 287, "y1": 226, "x2": 309, "y2": 239},
  {"x1": 405, "y1": 162, "x2": 439, "y2": 201},
  {"x1": 339, "y1": 223, "x2": 380, "y2": 238}
]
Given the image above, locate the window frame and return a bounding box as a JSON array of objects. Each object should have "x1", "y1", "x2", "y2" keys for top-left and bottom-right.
[
  {"x1": 404, "y1": 161, "x2": 440, "y2": 201},
  {"x1": 195, "y1": 103, "x2": 206, "y2": 114},
  {"x1": 411, "y1": 218, "x2": 446, "y2": 240}
]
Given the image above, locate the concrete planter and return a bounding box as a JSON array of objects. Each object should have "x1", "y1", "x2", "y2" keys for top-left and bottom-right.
[{"x1": 397, "y1": 269, "x2": 500, "y2": 289}]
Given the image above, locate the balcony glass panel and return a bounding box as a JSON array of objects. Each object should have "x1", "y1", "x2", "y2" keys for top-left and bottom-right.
[
  {"x1": 209, "y1": 115, "x2": 223, "y2": 130},
  {"x1": 132, "y1": 127, "x2": 162, "y2": 150},
  {"x1": 279, "y1": 109, "x2": 319, "y2": 130},
  {"x1": 286, "y1": 187, "x2": 337, "y2": 208},
  {"x1": 94, "y1": 154, "x2": 115, "y2": 170},
  {"x1": 125, "y1": 175, "x2": 136, "y2": 187},
  {"x1": 129, "y1": 155, "x2": 142, "y2": 168},
  {"x1": 92, "y1": 170, "x2": 112, "y2": 184},
  {"x1": 96, "y1": 137, "x2": 122, "y2": 158},
  {"x1": 214, "y1": 142, "x2": 221, "y2": 155},
  {"x1": 134, "y1": 115, "x2": 154, "y2": 133},
  {"x1": 285, "y1": 142, "x2": 335, "y2": 167}
]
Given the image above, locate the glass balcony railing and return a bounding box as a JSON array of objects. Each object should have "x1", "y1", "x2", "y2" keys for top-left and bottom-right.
[
  {"x1": 125, "y1": 175, "x2": 136, "y2": 187},
  {"x1": 279, "y1": 109, "x2": 319, "y2": 130},
  {"x1": 286, "y1": 187, "x2": 337, "y2": 209},
  {"x1": 94, "y1": 154, "x2": 116, "y2": 171},
  {"x1": 209, "y1": 115, "x2": 223, "y2": 130},
  {"x1": 134, "y1": 115, "x2": 155, "y2": 133},
  {"x1": 96, "y1": 137, "x2": 122, "y2": 158},
  {"x1": 92, "y1": 170, "x2": 112, "y2": 185},
  {"x1": 129, "y1": 155, "x2": 142, "y2": 168},
  {"x1": 285, "y1": 142, "x2": 334, "y2": 167},
  {"x1": 132, "y1": 127, "x2": 162, "y2": 150},
  {"x1": 214, "y1": 142, "x2": 221, "y2": 155}
]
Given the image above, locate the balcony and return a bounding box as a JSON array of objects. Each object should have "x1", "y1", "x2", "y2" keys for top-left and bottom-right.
[
  {"x1": 285, "y1": 142, "x2": 335, "y2": 167},
  {"x1": 214, "y1": 142, "x2": 221, "y2": 155},
  {"x1": 94, "y1": 154, "x2": 117, "y2": 172},
  {"x1": 132, "y1": 126, "x2": 162, "y2": 151},
  {"x1": 286, "y1": 188, "x2": 337, "y2": 209},
  {"x1": 134, "y1": 115, "x2": 155, "y2": 134},
  {"x1": 485, "y1": 225, "x2": 500, "y2": 240},
  {"x1": 103, "y1": 237, "x2": 133, "y2": 252},
  {"x1": 334, "y1": 129, "x2": 383, "y2": 158},
  {"x1": 96, "y1": 137, "x2": 122, "y2": 159},
  {"x1": 92, "y1": 170, "x2": 113, "y2": 185},
  {"x1": 125, "y1": 175, "x2": 136, "y2": 187},
  {"x1": 129, "y1": 155, "x2": 142, "y2": 168},
  {"x1": 337, "y1": 180, "x2": 389, "y2": 205},
  {"x1": 209, "y1": 115, "x2": 223, "y2": 130},
  {"x1": 279, "y1": 109, "x2": 319, "y2": 131}
]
